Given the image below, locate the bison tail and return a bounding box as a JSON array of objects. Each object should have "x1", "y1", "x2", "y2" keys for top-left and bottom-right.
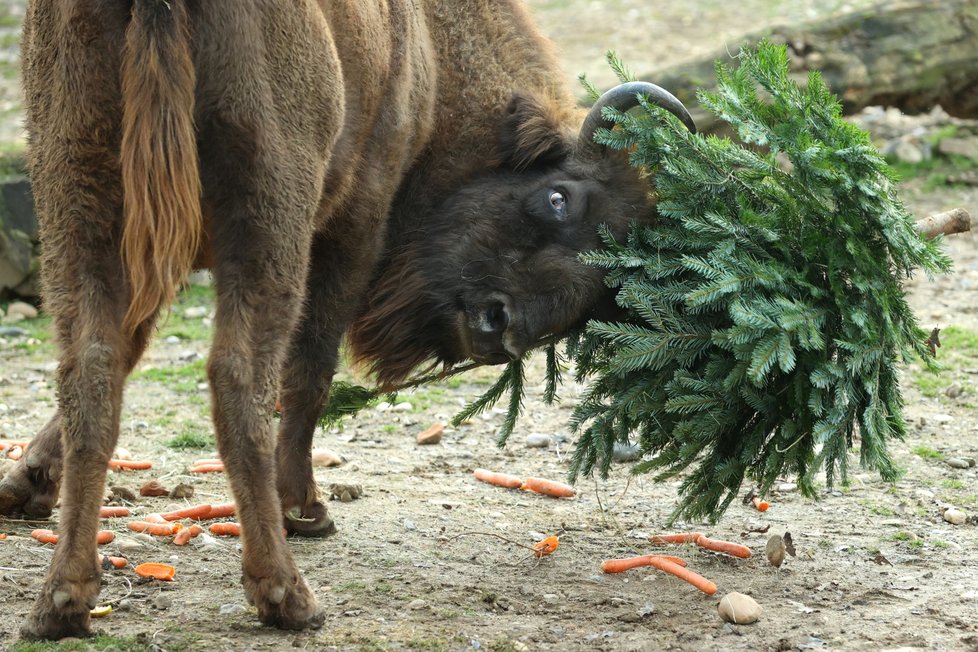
[{"x1": 119, "y1": 0, "x2": 201, "y2": 336}]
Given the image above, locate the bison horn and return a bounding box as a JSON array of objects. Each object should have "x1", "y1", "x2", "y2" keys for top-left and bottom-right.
[{"x1": 576, "y1": 81, "x2": 696, "y2": 161}]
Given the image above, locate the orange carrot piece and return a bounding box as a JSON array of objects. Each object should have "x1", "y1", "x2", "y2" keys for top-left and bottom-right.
[
  {"x1": 520, "y1": 477, "x2": 576, "y2": 498},
  {"x1": 200, "y1": 503, "x2": 236, "y2": 520},
  {"x1": 31, "y1": 529, "x2": 58, "y2": 545},
  {"x1": 647, "y1": 556, "x2": 717, "y2": 595},
  {"x1": 127, "y1": 521, "x2": 179, "y2": 536},
  {"x1": 649, "y1": 532, "x2": 703, "y2": 545},
  {"x1": 601, "y1": 554, "x2": 690, "y2": 573},
  {"x1": 0, "y1": 533, "x2": 7, "y2": 540},
  {"x1": 189, "y1": 463, "x2": 224, "y2": 473},
  {"x1": 473, "y1": 468, "x2": 524, "y2": 489},
  {"x1": 532, "y1": 535, "x2": 560, "y2": 558},
  {"x1": 99, "y1": 554, "x2": 128, "y2": 569},
  {"x1": 695, "y1": 535, "x2": 751, "y2": 559},
  {"x1": 99, "y1": 506, "x2": 131, "y2": 519},
  {"x1": 208, "y1": 522, "x2": 241, "y2": 537},
  {"x1": 107, "y1": 459, "x2": 153, "y2": 471},
  {"x1": 134, "y1": 562, "x2": 175, "y2": 581},
  {"x1": 143, "y1": 513, "x2": 166, "y2": 524},
  {"x1": 96, "y1": 530, "x2": 115, "y2": 545},
  {"x1": 751, "y1": 496, "x2": 770, "y2": 512},
  {"x1": 160, "y1": 504, "x2": 212, "y2": 521},
  {"x1": 173, "y1": 524, "x2": 204, "y2": 546}
]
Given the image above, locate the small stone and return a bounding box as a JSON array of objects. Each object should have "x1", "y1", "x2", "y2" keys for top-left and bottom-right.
[
  {"x1": 403, "y1": 519, "x2": 416, "y2": 531},
  {"x1": 893, "y1": 139, "x2": 925, "y2": 164},
  {"x1": 6, "y1": 301, "x2": 38, "y2": 320},
  {"x1": 311, "y1": 448, "x2": 345, "y2": 467},
  {"x1": 946, "y1": 458, "x2": 971, "y2": 469},
  {"x1": 944, "y1": 384, "x2": 964, "y2": 399},
  {"x1": 776, "y1": 482, "x2": 797, "y2": 493},
  {"x1": 938, "y1": 136, "x2": 978, "y2": 159},
  {"x1": 943, "y1": 507, "x2": 967, "y2": 525},
  {"x1": 542, "y1": 593, "x2": 560, "y2": 605},
  {"x1": 718, "y1": 592, "x2": 761, "y2": 624},
  {"x1": 0, "y1": 326, "x2": 28, "y2": 337},
  {"x1": 219, "y1": 603, "x2": 247, "y2": 616},
  {"x1": 164, "y1": 335, "x2": 181, "y2": 344},
  {"x1": 113, "y1": 447, "x2": 132, "y2": 461},
  {"x1": 183, "y1": 306, "x2": 209, "y2": 319},
  {"x1": 169, "y1": 483, "x2": 195, "y2": 499},
  {"x1": 392, "y1": 402, "x2": 414, "y2": 412},
  {"x1": 153, "y1": 594, "x2": 173, "y2": 610},
  {"x1": 525, "y1": 433, "x2": 551, "y2": 448},
  {"x1": 407, "y1": 599, "x2": 427, "y2": 610},
  {"x1": 416, "y1": 422, "x2": 444, "y2": 445},
  {"x1": 766, "y1": 534, "x2": 786, "y2": 568},
  {"x1": 613, "y1": 443, "x2": 641, "y2": 463},
  {"x1": 116, "y1": 537, "x2": 147, "y2": 554}
]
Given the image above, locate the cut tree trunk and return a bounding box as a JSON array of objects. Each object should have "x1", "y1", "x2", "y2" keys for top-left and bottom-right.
[{"x1": 646, "y1": 0, "x2": 978, "y2": 133}]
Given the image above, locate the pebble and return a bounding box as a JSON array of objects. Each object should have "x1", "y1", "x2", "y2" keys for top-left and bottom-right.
[
  {"x1": 416, "y1": 422, "x2": 444, "y2": 445},
  {"x1": 116, "y1": 537, "x2": 147, "y2": 554},
  {"x1": 613, "y1": 443, "x2": 641, "y2": 463},
  {"x1": 776, "y1": 482, "x2": 797, "y2": 493},
  {"x1": 311, "y1": 448, "x2": 345, "y2": 467},
  {"x1": 6, "y1": 301, "x2": 38, "y2": 320},
  {"x1": 542, "y1": 594, "x2": 560, "y2": 605},
  {"x1": 525, "y1": 433, "x2": 551, "y2": 448},
  {"x1": 943, "y1": 508, "x2": 967, "y2": 525},
  {"x1": 403, "y1": 519, "x2": 416, "y2": 531},
  {"x1": 392, "y1": 402, "x2": 414, "y2": 412},
  {"x1": 766, "y1": 534, "x2": 786, "y2": 568},
  {"x1": 946, "y1": 458, "x2": 971, "y2": 469},
  {"x1": 0, "y1": 326, "x2": 28, "y2": 337},
  {"x1": 164, "y1": 335, "x2": 181, "y2": 344},
  {"x1": 718, "y1": 592, "x2": 761, "y2": 624},
  {"x1": 407, "y1": 599, "x2": 427, "y2": 610},
  {"x1": 183, "y1": 306, "x2": 209, "y2": 319},
  {"x1": 219, "y1": 603, "x2": 248, "y2": 616}
]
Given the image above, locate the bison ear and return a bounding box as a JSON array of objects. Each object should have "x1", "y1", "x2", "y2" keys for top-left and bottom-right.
[{"x1": 494, "y1": 92, "x2": 573, "y2": 171}]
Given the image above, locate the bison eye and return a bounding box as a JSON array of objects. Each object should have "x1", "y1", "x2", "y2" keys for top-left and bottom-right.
[{"x1": 548, "y1": 190, "x2": 567, "y2": 218}]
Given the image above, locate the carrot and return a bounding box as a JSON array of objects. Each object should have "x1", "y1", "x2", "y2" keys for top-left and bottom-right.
[
  {"x1": 0, "y1": 533, "x2": 7, "y2": 540},
  {"x1": 649, "y1": 532, "x2": 703, "y2": 545},
  {"x1": 474, "y1": 468, "x2": 524, "y2": 489},
  {"x1": 161, "y1": 504, "x2": 212, "y2": 521},
  {"x1": 31, "y1": 529, "x2": 58, "y2": 545},
  {"x1": 134, "y1": 562, "x2": 176, "y2": 581},
  {"x1": 520, "y1": 477, "x2": 576, "y2": 498},
  {"x1": 208, "y1": 522, "x2": 241, "y2": 537},
  {"x1": 98, "y1": 554, "x2": 128, "y2": 569},
  {"x1": 647, "y1": 556, "x2": 717, "y2": 595},
  {"x1": 189, "y1": 463, "x2": 224, "y2": 473},
  {"x1": 751, "y1": 496, "x2": 770, "y2": 512},
  {"x1": 532, "y1": 535, "x2": 560, "y2": 558},
  {"x1": 695, "y1": 535, "x2": 752, "y2": 559},
  {"x1": 96, "y1": 530, "x2": 115, "y2": 545},
  {"x1": 107, "y1": 459, "x2": 153, "y2": 471},
  {"x1": 7, "y1": 445, "x2": 23, "y2": 460},
  {"x1": 99, "y1": 506, "x2": 131, "y2": 519},
  {"x1": 127, "y1": 521, "x2": 180, "y2": 536},
  {"x1": 201, "y1": 503, "x2": 236, "y2": 520},
  {"x1": 173, "y1": 524, "x2": 203, "y2": 546}
]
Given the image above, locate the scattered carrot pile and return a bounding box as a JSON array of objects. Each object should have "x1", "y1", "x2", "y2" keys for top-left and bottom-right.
[
  {"x1": 473, "y1": 468, "x2": 575, "y2": 498},
  {"x1": 31, "y1": 529, "x2": 115, "y2": 545}
]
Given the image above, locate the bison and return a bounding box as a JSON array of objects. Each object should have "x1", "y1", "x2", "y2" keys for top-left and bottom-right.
[{"x1": 1, "y1": 0, "x2": 693, "y2": 639}]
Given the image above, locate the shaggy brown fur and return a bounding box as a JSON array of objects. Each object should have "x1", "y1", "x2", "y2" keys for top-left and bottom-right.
[{"x1": 4, "y1": 0, "x2": 691, "y2": 640}]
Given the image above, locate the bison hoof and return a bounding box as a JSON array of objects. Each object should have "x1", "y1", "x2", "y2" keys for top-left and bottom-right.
[
  {"x1": 283, "y1": 501, "x2": 337, "y2": 538},
  {"x1": 21, "y1": 579, "x2": 99, "y2": 641},
  {"x1": 244, "y1": 573, "x2": 325, "y2": 630},
  {"x1": 0, "y1": 458, "x2": 59, "y2": 518}
]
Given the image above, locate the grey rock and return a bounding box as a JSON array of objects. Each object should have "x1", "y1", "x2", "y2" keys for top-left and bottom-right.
[
  {"x1": 938, "y1": 136, "x2": 978, "y2": 159},
  {"x1": 5, "y1": 301, "x2": 37, "y2": 320},
  {"x1": 0, "y1": 326, "x2": 27, "y2": 337},
  {"x1": 407, "y1": 598, "x2": 427, "y2": 610},
  {"x1": 613, "y1": 443, "x2": 641, "y2": 463},
  {"x1": 219, "y1": 603, "x2": 248, "y2": 616},
  {"x1": 525, "y1": 433, "x2": 551, "y2": 448},
  {"x1": 946, "y1": 458, "x2": 971, "y2": 469}
]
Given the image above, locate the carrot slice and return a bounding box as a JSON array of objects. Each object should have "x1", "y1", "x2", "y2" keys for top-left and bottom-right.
[
  {"x1": 99, "y1": 554, "x2": 128, "y2": 569},
  {"x1": 107, "y1": 460, "x2": 153, "y2": 471},
  {"x1": 532, "y1": 535, "x2": 560, "y2": 558},
  {"x1": 99, "y1": 506, "x2": 131, "y2": 518},
  {"x1": 520, "y1": 477, "x2": 576, "y2": 498},
  {"x1": 189, "y1": 463, "x2": 224, "y2": 473},
  {"x1": 751, "y1": 496, "x2": 770, "y2": 512},
  {"x1": 474, "y1": 468, "x2": 524, "y2": 489},
  {"x1": 96, "y1": 530, "x2": 115, "y2": 545},
  {"x1": 160, "y1": 504, "x2": 212, "y2": 521},
  {"x1": 173, "y1": 524, "x2": 204, "y2": 546},
  {"x1": 127, "y1": 521, "x2": 180, "y2": 536},
  {"x1": 208, "y1": 522, "x2": 241, "y2": 536},
  {"x1": 201, "y1": 503, "x2": 236, "y2": 520},
  {"x1": 134, "y1": 562, "x2": 175, "y2": 581},
  {"x1": 695, "y1": 535, "x2": 751, "y2": 559}
]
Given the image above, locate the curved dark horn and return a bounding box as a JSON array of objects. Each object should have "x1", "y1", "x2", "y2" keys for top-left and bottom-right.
[{"x1": 576, "y1": 81, "x2": 696, "y2": 161}]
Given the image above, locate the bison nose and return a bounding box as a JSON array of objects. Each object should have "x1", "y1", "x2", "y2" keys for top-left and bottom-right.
[{"x1": 478, "y1": 300, "x2": 509, "y2": 336}]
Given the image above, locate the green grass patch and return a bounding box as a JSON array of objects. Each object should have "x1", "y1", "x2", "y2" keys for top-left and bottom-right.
[
  {"x1": 889, "y1": 153, "x2": 978, "y2": 192},
  {"x1": 910, "y1": 326, "x2": 978, "y2": 398},
  {"x1": 166, "y1": 427, "x2": 214, "y2": 449},
  {"x1": 133, "y1": 358, "x2": 207, "y2": 394},
  {"x1": 912, "y1": 445, "x2": 943, "y2": 459}
]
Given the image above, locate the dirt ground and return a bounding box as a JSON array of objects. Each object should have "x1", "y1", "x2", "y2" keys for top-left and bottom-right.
[{"x1": 2, "y1": 2, "x2": 977, "y2": 651}]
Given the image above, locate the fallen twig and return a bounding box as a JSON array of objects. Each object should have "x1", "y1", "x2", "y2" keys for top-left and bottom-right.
[{"x1": 916, "y1": 208, "x2": 971, "y2": 239}]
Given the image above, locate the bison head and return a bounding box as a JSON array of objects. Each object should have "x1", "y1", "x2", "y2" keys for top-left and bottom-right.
[{"x1": 350, "y1": 83, "x2": 694, "y2": 388}]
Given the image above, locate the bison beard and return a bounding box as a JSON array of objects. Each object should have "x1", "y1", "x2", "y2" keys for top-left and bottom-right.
[{"x1": 7, "y1": 0, "x2": 693, "y2": 640}]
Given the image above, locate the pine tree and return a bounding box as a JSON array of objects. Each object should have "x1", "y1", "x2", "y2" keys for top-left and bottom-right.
[{"x1": 459, "y1": 41, "x2": 950, "y2": 522}]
